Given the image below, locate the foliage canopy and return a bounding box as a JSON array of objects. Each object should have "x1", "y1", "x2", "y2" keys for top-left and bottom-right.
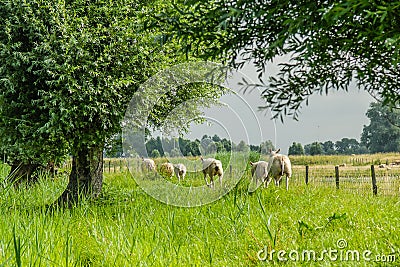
[{"x1": 156, "y1": 0, "x2": 400, "y2": 119}]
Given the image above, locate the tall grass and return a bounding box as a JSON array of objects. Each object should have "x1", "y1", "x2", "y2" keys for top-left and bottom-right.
[{"x1": 0, "y1": 156, "x2": 399, "y2": 266}]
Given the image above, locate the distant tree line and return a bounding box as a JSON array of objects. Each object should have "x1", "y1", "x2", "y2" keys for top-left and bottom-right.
[
  {"x1": 288, "y1": 138, "x2": 369, "y2": 156},
  {"x1": 289, "y1": 102, "x2": 400, "y2": 155},
  {"x1": 105, "y1": 134, "x2": 275, "y2": 158},
  {"x1": 143, "y1": 135, "x2": 275, "y2": 158}
]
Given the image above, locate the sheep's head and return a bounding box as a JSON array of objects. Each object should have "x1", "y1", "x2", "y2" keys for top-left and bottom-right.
[{"x1": 268, "y1": 148, "x2": 281, "y2": 156}]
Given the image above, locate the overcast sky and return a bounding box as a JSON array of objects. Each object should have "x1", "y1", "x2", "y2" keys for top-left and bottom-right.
[{"x1": 182, "y1": 59, "x2": 375, "y2": 154}]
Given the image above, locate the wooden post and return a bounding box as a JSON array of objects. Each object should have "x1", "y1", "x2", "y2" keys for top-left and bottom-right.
[
  {"x1": 371, "y1": 165, "x2": 377, "y2": 196},
  {"x1": 108, "y1": 160, "x2": 111, "y2": 173},
  {"x1": 120, "y1": 160, "x2": 122, "y2": 172},
  {"x1": 229, "y1": 164, "x2": 232, "y2": 176},
  {"x1": 305, "y1": 165, "x2": 309, "y2": 185},
  {"x1": 335, "y1": 165, "x2": 339, "y2": 189}
]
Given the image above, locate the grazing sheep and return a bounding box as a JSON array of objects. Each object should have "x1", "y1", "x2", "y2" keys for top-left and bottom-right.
[
  {"x1": 141, "y1": 157, "x2": 156, "y2": 172},
  {"x1": 249, "y1": 161, "x2": 270, "y2": 187},
  {"x1": 267, "y1": 149, "x2": 292, "y2": 190},
  {"x1": 200, "y1": 156, "x2": 223, "y2": 188},
  {"x1": 159, "y1": 162, "x2": 174, "y2": 178},
  {"x1": 173, "y1": 163, "x2": 187, "y2": 182}
]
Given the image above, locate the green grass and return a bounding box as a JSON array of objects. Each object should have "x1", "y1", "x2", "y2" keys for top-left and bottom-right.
[{"x1": 0, "y1": 156, "x2": 399, "y2": 266}]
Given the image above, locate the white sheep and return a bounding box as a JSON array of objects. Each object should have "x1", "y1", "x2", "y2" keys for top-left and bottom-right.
[
  {"x1": 200, "y1": 156, "x2": 223, "y2": 188},
  {"x1": 267, "y1": 149, "x2": 292, "y2": 190},
  {"x1": 249, "y1": 161, "x2": 269, "y2": 187},
  {"x1": 159, "y1": 162, "x2": 174, "y2": 177},
  {"x1": 173, "y1": 163, "x2": 187, "y2": 182},
  {"x1": 141, "y1": 157, "x2": 156, "y2": 172}
]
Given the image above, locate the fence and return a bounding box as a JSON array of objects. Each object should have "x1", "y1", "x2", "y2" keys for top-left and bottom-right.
[
  {"x1": 67, "y1": 158, "x2": 400, "y2": 196},
  {"x1": 291, "y1": 164, "x2": 400, "y2": 196}
]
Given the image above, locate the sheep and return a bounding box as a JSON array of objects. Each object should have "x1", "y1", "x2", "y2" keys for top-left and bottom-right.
[
  {"x1": 339, "y1": 163, "x2": 346, "y2": 167},
  {"x1": 173, "y1": 163, "x2": 187, "y2": 182},
  {"x1": 200, "y1": 156, "x2": 223, "y2": 188},
  {"x1": 159, "y1": 162, "x2": 174, "y2": 178},
  {"x1": 249, "y1": 161, "x2": 270, "y2": 187},
  {"x1": 267, "y1": 149, "x2": 292, "y2": 190},
  {"x1": 141, "y1": 157, "x2": 156, "y2": 172}
]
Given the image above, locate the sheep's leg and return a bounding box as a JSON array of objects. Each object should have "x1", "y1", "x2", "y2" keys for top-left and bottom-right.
[
  {"x1": 177, "y1": 173, "x2": 181, "y2": 183},
  {"x1": 210, "y1": 176, "x2": 214, "y2": 188},
  {"x1": 264, "y1": 177, "x2": 272, "y2": 188},
  {"x1": 203, "y1": 173, "x2": 209, "y2": 187},
  {"x1": 218, "y1": 174, "x2": 223, "y2": 187},
  {"x1": 275, "y1": 176, "x2": 282, "y2": 187},
  {"x1": 286, "y1": 175, "x2": 289, "y2": 191}
]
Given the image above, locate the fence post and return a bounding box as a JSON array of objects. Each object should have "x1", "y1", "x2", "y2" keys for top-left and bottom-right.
[
  {"x1": 229, "y1": 164, "x2": 232, "y2": 176},
  {"x1": 108, "y1": 160, "x2": 111, "y2": 173},
  {"x1": 305, "y1": 165, "x2": 309, "y2": 185},
  {"x1": 371, "y1": 165, "x2": 377, "y2": 196},
  {"x1": 335, "y1": 165, "x2": 339, "y2": 189}
]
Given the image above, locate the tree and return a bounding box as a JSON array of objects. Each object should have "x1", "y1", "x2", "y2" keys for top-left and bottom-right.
[
  {"x1": 211, "y1": 134, "x2": 221, "y2": 143},
  {"x1": 146, "y1": 137, "x2": 164, "y2": 157},
  {"x1": 0, "y1": 0, "x2": 70, "y2": 184},
  {"x1": 206, "y1": 142, "x2": 217, "y2": 155},
  {"x1": 288, "y1": 142, "x2": 304, "y2": 156},
  {"x1": 187, "y1": 140, "x2": 201, "y2": 156},
  {"x1": 169, "y1": 148, "x2": 179, "y2": 157},
  {"x1": 220, "y1": 138, "x2": 232, "y2": 152},
  {"x1": 150, "y1": 149, "x2": 161, "y2": 158},
  {"x1": 305, "y1": 142, "x2": 323, "y2": 156},
  {"x1": 235, "y1": 140, "x2": 249, "y2": 153},
  {"x1": 322, "y1": 141, "x2": 336, "y2": 155},
  {"x1": 335, "y1": 138, "x2": 362, "y2": 155},
  {"x1": 260, "y1": 140, "x2": 274, "y2": 154},
  {"x1": 0, "y1": 0, "x2": 224, "y2": 205},
  {"x1": 105, "y1": 134, "x2": 123, "y2": 158},
  {"x1": 157, "y1": 1, "x2": 400, "y2": 119},
  {"x1": 249, "y1": 144, "x2": 260, "y2": 152},
  {"x1": 361, "y1": 103, "x2": 400, "y2": 153}
]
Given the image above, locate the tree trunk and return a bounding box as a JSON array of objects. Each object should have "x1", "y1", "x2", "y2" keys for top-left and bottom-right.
[
  {"x1": 57, "y1": 144, "x2": 104, "y2": 206},
  {"x1": 8, "y1": 162, "x2": 40, "y2": 186}
]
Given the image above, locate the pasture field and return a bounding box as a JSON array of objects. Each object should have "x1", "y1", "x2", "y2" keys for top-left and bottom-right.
[{"x1": 0, "y1": 153, "x2": 400, "y2": 266}]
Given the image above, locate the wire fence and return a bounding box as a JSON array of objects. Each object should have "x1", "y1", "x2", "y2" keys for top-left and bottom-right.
[
  {"x1": 291, "y1": 164, "x2": 400, "y2": 196},
  {"x1": 62, "y1": 158, "x2": 400, "y2": 196}
]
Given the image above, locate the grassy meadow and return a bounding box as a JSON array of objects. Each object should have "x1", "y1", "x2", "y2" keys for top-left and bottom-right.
[{"x1": 0, "y1": 153, "x2": 400, "y2": 266}]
